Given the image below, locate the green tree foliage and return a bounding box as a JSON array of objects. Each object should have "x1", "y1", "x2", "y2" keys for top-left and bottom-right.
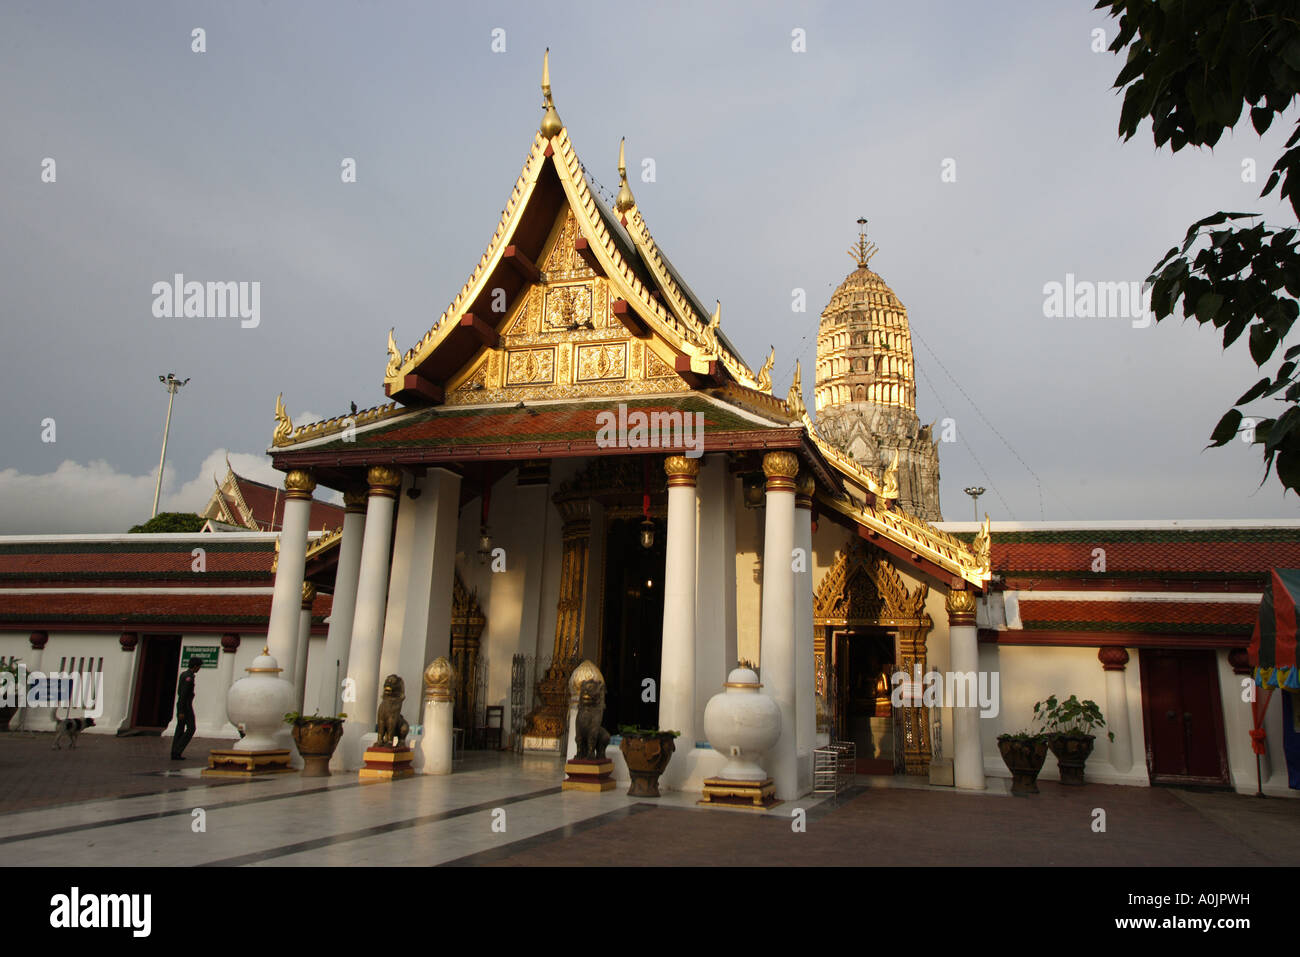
[
  {"x1": 128, "y1": 512, "x2": 206, "y2": 533},
  {"x1": 1100, "y1": 0, "x2": 1300, "y2": 491}
]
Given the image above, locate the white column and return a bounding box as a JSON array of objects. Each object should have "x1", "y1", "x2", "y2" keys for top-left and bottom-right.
[
  {"x1": 293, "y1": 583, "x2": 314, "y2": 712},
  {"x1": 1099, "y1": 647, "x2": 1133, "y2": 773},
  {"x1": 794, "y1": 472, "x2": 816, "y2": 791},
  {"x1": 216, "y1": 633, "x2": 240, "y2": 737},
  {"x1": 659, "y1": 455, "x2": 700, "y2": 782},
  {"x1": 337, "y1": 465, "x2": 402, "y2": 771},
  {"x1": 695, "y1": 454, "x2": 737, "y2": 733},
  {"x1": 759, "y1": 451, "x2": 799, "y2": 800},
  {"x1": 114, "y1": 632, "x2": 139, "y2": 733},
  {"x1": 316, "y1": 491, "x2": 366, "y2": 715},
  {"x1": 948, "y1": 590, "x2": 986, "y2": 790},
  {"x1": 266, "y1": 470, "x2": 315, "y2": 670},
  {"x1": 420, "y1": 657, "x2": 454, "y2": 775},
  {"x1": 377, "y1": 468, "x2": 461, "y2": 706}
]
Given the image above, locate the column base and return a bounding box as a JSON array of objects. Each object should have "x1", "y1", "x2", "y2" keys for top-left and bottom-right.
[
  {"x1": 202, "y1": 749, "x2": 295, "y2": 778},
  {"x1": 562, "y1": 758, "x2": 615, "y2": 792},
  {"x1": 698, "y1": 777, "x2": 780, "y2": 812},
  {"x1": 359, "y1": 745, "x2": 414, "y2": 781}
]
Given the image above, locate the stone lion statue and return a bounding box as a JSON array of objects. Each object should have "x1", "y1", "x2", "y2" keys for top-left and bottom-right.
[
  {"x1": 376, "y1": 674, "x2": 409, "y2": 748},
  {"x1": 574, "y1": 679, "x2": 610, "y2": 760}
]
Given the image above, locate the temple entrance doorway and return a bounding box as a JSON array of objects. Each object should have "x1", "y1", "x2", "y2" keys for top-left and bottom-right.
[
  {"x1": 131, "y1": 634, "x2": 180, "y2": 731},
  {"x1": 599, "y1": 516, "x2": 666, "y2": 734},
  {"x1": 834, "y1": 629, "x2": 899, "y2": 774}
]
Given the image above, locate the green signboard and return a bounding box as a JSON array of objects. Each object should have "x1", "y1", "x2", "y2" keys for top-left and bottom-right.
[{"x1": 182, "y1": 646, "x2": 220, "y2": 669}]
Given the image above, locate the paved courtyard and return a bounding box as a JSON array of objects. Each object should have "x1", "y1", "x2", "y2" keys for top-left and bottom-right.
[{"x1": 1, "y1": 731, "x2": 1296, "y2": 867}]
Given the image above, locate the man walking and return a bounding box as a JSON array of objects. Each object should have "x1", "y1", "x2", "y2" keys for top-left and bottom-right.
[{"x1": 170, "y1": 656, "x2": 202, "y2": 760}]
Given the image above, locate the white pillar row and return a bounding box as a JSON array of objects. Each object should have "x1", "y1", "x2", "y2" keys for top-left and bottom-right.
[
  {"x1": 19, "y1": 631, "x2": 48, "y2": 731},
  {"x1": 694, "y1": 453, "x2": 737, "y2": 734},
  {"x1": 114, "y1": 632, "x2": 139, "y2": 733},
  {"x1": 377, "y1": 468, "x2": 461, "y2": 711},
  {"x1": 659, "y1": 455, "x2": 700, "y2": 785},
  {"x1": 293, "y1": 582, "x2": 315, "y2": 712},
  {"x1": 1099, "y1": 647, "x2": 1134, "y2": 773},
  {"x1": 759, "y1": 451, "x2": 799, "y2": 800},
  {"x1": 315, "y1": 489, "x2": 366, "y2": 716},
  {"x1": 217, "y1": 633, "x2": 240, "y2": 737},
  {"x1": 794, "y1": 472, "x2": 816, "y2": 792},
  {"x1": 948, "y1": 589, "x2": 986, "y2": 790},
  {"x1": 266, "y1": 469, "x2": 316, "y2": 671},
  {"x1": 337, "y1": 465, "x2": 402, "y2": 771}
]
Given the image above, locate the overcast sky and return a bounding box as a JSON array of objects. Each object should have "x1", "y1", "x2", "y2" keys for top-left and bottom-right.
[{"x1": 1, "y1": 0, "x2": 1296, "y2": 533}]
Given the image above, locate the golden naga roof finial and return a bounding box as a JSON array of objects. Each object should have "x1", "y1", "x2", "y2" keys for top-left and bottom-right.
[
  {"x1": 615, "y1": 136, "x2": 635, "y2": 213},
  {"x1": 386, "y1": 327, "x2": 401, "y2": 378},
  {"x1": 973, "y1": 512, "x2": 992, "y2": 576},
  {"x1": 756, "y1": 345, "x2": 775, "y2": 394},
  {"x1": 847, "y1": 216, "x2": 878, "y2": 268},
  {"x1": 272, "y1": 392, "x2": 293, "y2": 447},
  {"x1": 880, "y1": 449, "x2": 900, "y2": 500},
  {"x1": 787, "y1": 361, "x2": 806, "y2": 417},
  {"x1": 540, "y1": 48, "x2": 563, "y2": 138}
]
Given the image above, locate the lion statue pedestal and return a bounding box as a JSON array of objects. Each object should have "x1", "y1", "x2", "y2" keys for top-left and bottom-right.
[
  {"x1": 360, "y1": 674, "x2": 414, "y2": 781},
  {"x1": 562, "y1": 669, "x2": 614, "y2": 792}
]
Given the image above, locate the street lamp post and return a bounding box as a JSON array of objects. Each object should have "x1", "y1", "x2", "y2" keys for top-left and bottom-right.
[
  {"x1": 152, "y1": 373, "x2": 190, "y2": 518},
  {"x1": 963, "y1": 486, "x2": 985, "y2": 522}
]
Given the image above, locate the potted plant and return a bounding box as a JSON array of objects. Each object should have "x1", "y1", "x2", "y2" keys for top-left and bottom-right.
[
  {"x1": 0, "y1": 660, "x2": 20, "y2": 732},
  {"x1": 996, "y1": 728, "x2": 1050, "y2": 796},
  {"x1": 285, "y1": 711, "x2": 346, "y2": 777},
  {"x1": 617, "y1": 725, "x2": 679, "y2": 797},
  {"x1": 1035, "y1": 694, "x2": 1112, "y2": 786}
]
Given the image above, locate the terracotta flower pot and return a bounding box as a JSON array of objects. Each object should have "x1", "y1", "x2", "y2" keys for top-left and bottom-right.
[
  {"x1": 292, "y1": 719, "x2": 344, "y2": 777},
  {"x1": 619, "y1": 733, "x2": 677, "y2": 797},
  {"x1": 1048, "y1": 733, "x2": 1096, "y2": 786},
  {"x1": 997, "y1": 736, "x2": 1048, "y2": 795}
]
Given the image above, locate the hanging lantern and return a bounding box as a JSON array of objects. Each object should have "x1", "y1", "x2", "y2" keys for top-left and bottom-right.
[
  {"x1": 640, "y1": 457, "x2": 654, "y2": 549},
  {"x1": 476, "y1": 525, "x2": 492, "y2": 564},
  {"x1": 477, "y1": 467, "x2": 494, "y2": 564}
]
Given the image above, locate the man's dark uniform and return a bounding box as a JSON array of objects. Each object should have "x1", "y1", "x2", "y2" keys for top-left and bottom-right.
[{"x1": 171, "y1": 668, "x2": 197, "y2": 759}]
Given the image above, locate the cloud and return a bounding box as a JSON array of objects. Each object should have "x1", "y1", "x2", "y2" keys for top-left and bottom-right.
[{"x1": 0, "y1": 449, "x2": 315, "y2": 534}]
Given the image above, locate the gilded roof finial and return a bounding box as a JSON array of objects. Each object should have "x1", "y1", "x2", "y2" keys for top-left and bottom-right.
[
  {"x1": 615, "y1": 137, "x2": 635, "y2": 213},
  {"x1": 756, "y1": 345, "x2": 775, "y2": 394},
  {"x1": 787, "y1": 361, "x2": 806, "y2": 417},
  {"x1": 386, "y1": 327, "x2": 401, "y2": 378},
  {"x1": 272, "y1": 392, "x2": 293, "y2": 447},
  {"x1": 540, "y1": 49, "x2": 563, "y2": 138},
  {"x1": 847, "y1": 216, "x2": 878, "y2": 268}
]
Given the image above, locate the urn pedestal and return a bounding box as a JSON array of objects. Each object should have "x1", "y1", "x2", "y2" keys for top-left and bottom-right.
[
  {"x1": 699, "y1": 666, "x2": 782, "y2": 811},
  {"x1": 204, "y1": 648, "x2": 296, "y2": 779},
  {"x1": 562, "y1": 758, "x2": 615, "y2": 792}
]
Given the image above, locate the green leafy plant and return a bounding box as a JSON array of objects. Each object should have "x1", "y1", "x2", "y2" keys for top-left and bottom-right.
[
  {"x1": 284, "y1": 710, "x2": 347, "y2": 726},
  {"x1": 1032, "y1": 694, "x2": 1114, "y2": 742},
  {"x1": 128, "y1": 512, "x2": 207, "y2": 533},
  {"x1": 617, "y1": 725, "x2": 680, "y2": 737}
]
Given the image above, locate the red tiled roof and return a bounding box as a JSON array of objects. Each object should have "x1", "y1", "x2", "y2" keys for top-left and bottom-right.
[
  {"x1": 1017, "y1": 598, "x2": 1257, "y2": 635},
  {"x1": 0, "y1": 541, "x2": 274, "y2": 585},
  {"x1": 0, "y1": 591, "x2": 331, "y2": 629},
  {"x1": 233, "y1": 477, "x2": 344, "y2": 532},
  {"x1": 994, "y1": 540, "x2": 1300, "y2": 577}
]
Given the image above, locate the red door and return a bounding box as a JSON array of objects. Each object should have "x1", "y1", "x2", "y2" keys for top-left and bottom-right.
[
  {"x1": 1140, "y1": 649, "x2": 1230, "y2": 787},
  {"x1": 131, "y1": 635, "x2": 181, "y2": 730}
]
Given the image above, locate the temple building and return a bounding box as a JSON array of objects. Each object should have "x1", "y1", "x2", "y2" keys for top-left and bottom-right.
[
  {"x1": 814, "y1": 224, "x2": 943, "y2": 521},
  {"x1": 2, "y1": 54, "x2": 1296, "y2": 799}
]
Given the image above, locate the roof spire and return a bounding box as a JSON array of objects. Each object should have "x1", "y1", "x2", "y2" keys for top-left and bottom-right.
[
  {"x1": 615, "y1": 136, "x2": 635, "y2": 213},
  {"x1": 540, "y1": 48, "x2": 563, "y2": 138},
  {"x1": 847, "y1": 216, "x2": 878, "y2": 268}
]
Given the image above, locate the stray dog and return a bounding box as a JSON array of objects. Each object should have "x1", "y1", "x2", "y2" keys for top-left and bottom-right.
[{"x1": 52, "y1": 716, "x2": 95, "y2": 750}]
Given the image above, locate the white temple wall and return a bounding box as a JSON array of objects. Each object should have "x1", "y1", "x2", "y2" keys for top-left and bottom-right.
[
  {"x1": 1216, "y1": 649, "x2": 1294, "y2": 796},
  {"x1": 981, "y1": 644, "x2": 1148, "y2": 786},
  {"x1": 733, "y1": 490, "x2": 763, "y2": 666}
]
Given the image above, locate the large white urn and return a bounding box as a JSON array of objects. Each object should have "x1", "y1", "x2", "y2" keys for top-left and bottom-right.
[
  {"x1": 703, "y1": 666, "x2": 781, "y2": 781},
  {"x1": 227, "y1": 647, "x2": 295, "y2": 752}
]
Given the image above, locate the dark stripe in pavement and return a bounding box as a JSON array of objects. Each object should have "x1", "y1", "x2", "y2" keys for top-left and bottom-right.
[
  {"x1": 198, "y1": 786, "x2": 564, "y2": 867},
  {"x1": 438, "y1": 803, "x2": 658, "y2": 866},
  {"x1": 0, "y1": 780, "x2": 369, "y2": 846}
]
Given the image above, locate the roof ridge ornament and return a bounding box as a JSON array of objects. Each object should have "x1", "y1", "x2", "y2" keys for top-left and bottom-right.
[
  {"x1": 386, "y1": 327, "x2": 401, "y2": 378},
  {"x1": 540, "y1": 49, "x2": 563, "y2": 138},
  {"x1": 847, "y1": 216, "x2": 878, "y2": 268},
  {"x1": 787, "y1": 360, "x2": 806, "y2": 417},
  {"x1": 615, "y1": 137, "x2": 635, "y2": 213},
  {"x1": 756, "y1": 346, "x2": 775, "y2": 394},
  {"x1": 272, "y1": 392, "x2": 293, "y2": 447}
]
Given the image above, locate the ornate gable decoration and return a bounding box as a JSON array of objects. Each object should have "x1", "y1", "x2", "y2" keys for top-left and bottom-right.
[
  {"x1": 382, "y1": 54, "x2": 760, "y2": 407},
  {"x1": 814, "y1": 538, "x2": 931, "y2": 627}
]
